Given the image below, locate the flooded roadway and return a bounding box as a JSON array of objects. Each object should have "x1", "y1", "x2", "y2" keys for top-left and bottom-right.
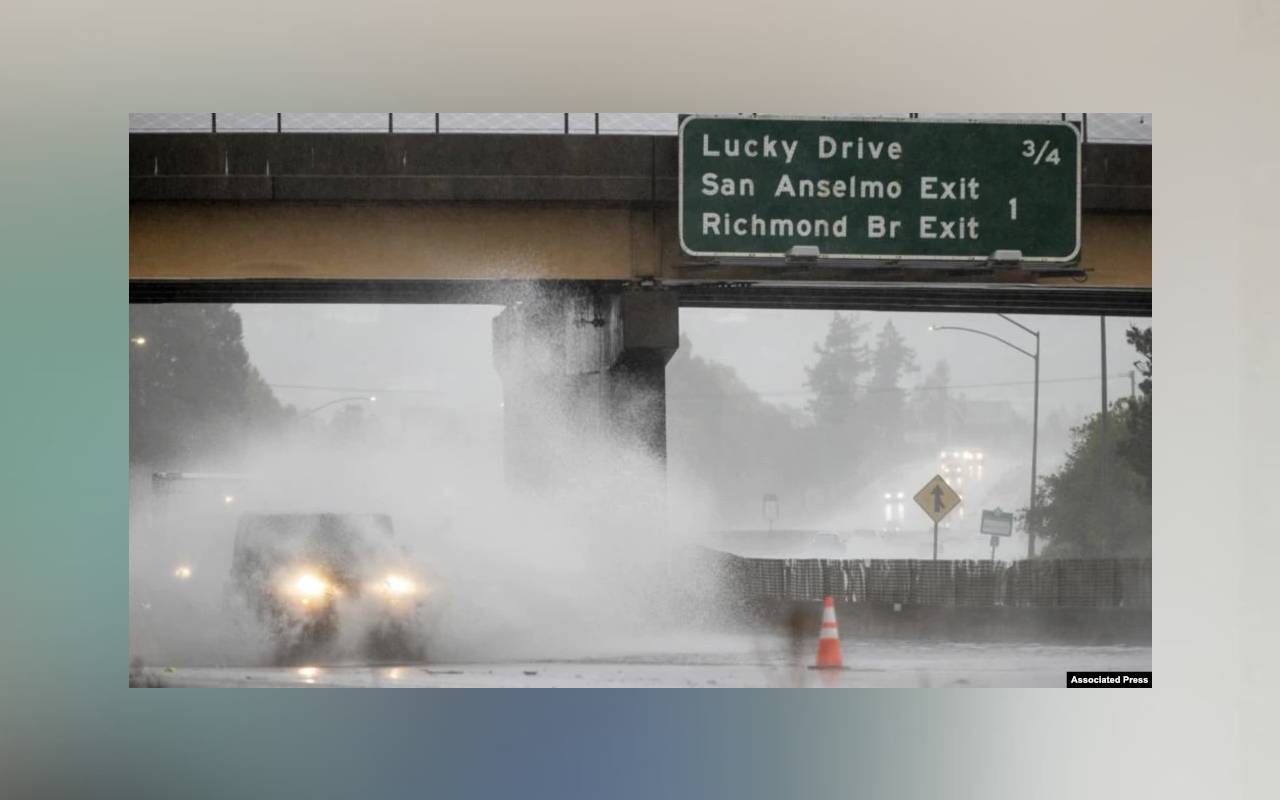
[{"x1": 138, "y1": 636, "x2": 1151, "y2": 688}]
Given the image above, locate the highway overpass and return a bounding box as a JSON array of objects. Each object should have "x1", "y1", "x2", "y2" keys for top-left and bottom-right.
[{"x1": 129, "y1": 118, "x2": 1150, "y2": 482}]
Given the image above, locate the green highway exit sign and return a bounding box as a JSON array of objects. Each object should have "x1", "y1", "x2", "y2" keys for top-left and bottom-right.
[{"x1": 679, "y1": 116, "x2": 1081, "y2": 263}]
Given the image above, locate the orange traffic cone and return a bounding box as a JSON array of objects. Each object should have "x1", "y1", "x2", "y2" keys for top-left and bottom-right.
[{"x1": 814, "y1": 596, "x2": 844, "y2": 669}]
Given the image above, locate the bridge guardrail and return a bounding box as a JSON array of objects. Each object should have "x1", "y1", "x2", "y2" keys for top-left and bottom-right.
[{"x1": 127, "y1": 112, "x2": 1152, "y2": 144}]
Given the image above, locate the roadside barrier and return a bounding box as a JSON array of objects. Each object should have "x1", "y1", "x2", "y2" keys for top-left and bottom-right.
[{"x1": 721, "y1": 554, "x2": 1151, "y2": 608}]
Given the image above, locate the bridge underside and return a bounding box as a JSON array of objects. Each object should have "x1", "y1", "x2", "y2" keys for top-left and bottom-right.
[
  {"x1": 129, "y1": 132, "x2": 1150, "y2": 316},
  {"x1": 130, "y1": 276, "x2": 1148, "y2": 316},
  {"x1": 129, "y1": 201, "x2": 1149, "y2": 316}
]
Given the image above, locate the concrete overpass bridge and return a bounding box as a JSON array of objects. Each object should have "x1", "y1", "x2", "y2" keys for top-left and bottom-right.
[{"x1": 129, "y1": 116, "x2": 1150, "y2": 482}]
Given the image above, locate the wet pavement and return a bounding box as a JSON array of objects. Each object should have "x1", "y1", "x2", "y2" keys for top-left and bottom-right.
[{"x1": 139, "y1": 637, "x2": 1152, "y2": 688}]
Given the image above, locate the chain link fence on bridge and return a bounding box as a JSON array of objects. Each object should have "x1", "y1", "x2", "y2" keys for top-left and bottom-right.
[{"x1": 128, "y1": 112, "x2": 1151, "y2": 143}]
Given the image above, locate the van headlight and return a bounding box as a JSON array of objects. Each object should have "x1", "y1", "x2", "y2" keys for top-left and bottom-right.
[
  {"x1": 380, "y1": 574, "x2": 418, "y2": 596},
  {"x1": 283, "y1": 570, "x2": 334, "y2": 605},
  {"x1": 373, "y1": 573, "x2": 428, "y2": 604}
]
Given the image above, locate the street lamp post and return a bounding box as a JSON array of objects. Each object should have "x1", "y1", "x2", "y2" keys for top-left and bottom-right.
[
  {"x1": 130, "y1": 335, "x2": 148, "y2": 410},
  {"x1": 930, "y1": 315, "x2": 1041, "y2": 558}
]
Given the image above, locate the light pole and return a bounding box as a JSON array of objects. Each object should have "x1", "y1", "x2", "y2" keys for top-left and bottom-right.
[
  {"x1": 930, "y1": 315, "x2": 1041, "y2": 558},
  {"x1": 299, "y1": 395, "x2": 377, "y2": 419},
  {"x1": 130, "y1": 335, "x2": 148, "y2": 412}
]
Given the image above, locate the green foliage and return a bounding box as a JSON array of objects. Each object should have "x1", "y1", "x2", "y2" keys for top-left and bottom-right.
[
  {"x1": 1024, "y1": 325, "x2": 1152, "y2": 556},
  {"x1": 800, "y1": 312, "x2": 877, "y2": 500},
  {"x1": 667, "y1": 334, "x2": 803, "y2": 524},
  {"x1": 804, "y1": 312, "x2": 871, "y2": 429},
  {"x1": 1126, "y1": 325, "x2": 1152, "y2": 397},
  {"x1": 793, "y1": 313, "x2": 924, "y2": 509},
  {"x1": 129, "y1": 304, "x2": 289, "y2": 468},
  {"x1": 669, "y1": 313, "x2": 925, "y2": 526},
  {"x1": 865, "y1": 320, "x2": 919, "y2": 447},
  {"x1": 870, "y1": 320, "x2": 918, "y2": 390},
  {"x1": 1118, "y1": 325, "x2": 1152, "y2": 500},
  {"x1": 913, "y1": 359, "x2": 954, "y2": 446}
]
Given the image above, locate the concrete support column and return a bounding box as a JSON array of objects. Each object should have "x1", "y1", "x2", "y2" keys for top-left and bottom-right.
[{"x1": 493, "y1": 288, "x2": 678, "y2": 488}]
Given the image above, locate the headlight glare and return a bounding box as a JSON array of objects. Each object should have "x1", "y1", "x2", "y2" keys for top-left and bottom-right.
[
  {"x1": 382, "y1": 574, "x2": 416, "y2": 596},
  {"x1": 287, "y1": 571, "x2": 331, "y2": 601}
]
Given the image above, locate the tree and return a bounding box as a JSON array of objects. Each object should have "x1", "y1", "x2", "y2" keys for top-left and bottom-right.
[
  {"x1": 1118, "y1": 325, "x2": 1152, "y2": 500},
  {"x1": 799, "y1": 312, "x2": 883, "y2": 510},
  {"x1": 1023, "y1": 326, "x2": 1152, "y2": 556},
  {"x1": 864, "y1": 320, "x2": 918, "y2": 449},
  {"x1": 913, "y1": 359, "x2": 954, "y2": 447},
  {"x1": 1127, "y1": 325, "x2": 1152, "y2": 398},
  {"x1": 1023, "y1": 406, "x2": 1151, "y2": 557},
  {"x1": 666, "y1": 334, "x2": 804, "y2": 526},
  {"x1": 129, "y1": 304, "x2": 289, "y2": 468},
  {"x1": 804, "y1": 312, "x2": 871, "y2": 430}
]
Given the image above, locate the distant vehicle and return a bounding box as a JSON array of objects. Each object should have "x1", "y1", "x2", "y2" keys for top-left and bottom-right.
[
  {"x1": 882, "y1": 490, "x2": 907, "y2": 527},
  {"x1": 942, "y1": 445, "x2": 988, "y2": 509},
  {"x1": 229, "y1": 513, "x2": 432, "y2": 665},
  {"x1": 938, "y1": 448, "x2": 985, "y2": 488}
]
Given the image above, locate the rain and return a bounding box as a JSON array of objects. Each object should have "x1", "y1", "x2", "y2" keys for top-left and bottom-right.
[{"x1": 128, "y1": 300, "x2": 1152, "y2": 687}]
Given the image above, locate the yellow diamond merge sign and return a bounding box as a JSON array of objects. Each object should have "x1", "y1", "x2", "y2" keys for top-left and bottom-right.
[{"x1": 914, "y1": 474, "x2": 961, "y2": 524}]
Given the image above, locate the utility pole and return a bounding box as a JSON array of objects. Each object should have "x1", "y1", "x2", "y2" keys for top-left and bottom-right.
[
  {"x1": 1030, "y1": 329, "x2": 1040, "y2": 558},
  {"x1": 1099, "y1": 317, "x2": 1109, "y2": 542},
  {"x1": 930, "y1": 316, "x2": 1040, "y2": 558},
  {"x1": 1101, "y1": 318, "x2": 1109, "y2": 425}
]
